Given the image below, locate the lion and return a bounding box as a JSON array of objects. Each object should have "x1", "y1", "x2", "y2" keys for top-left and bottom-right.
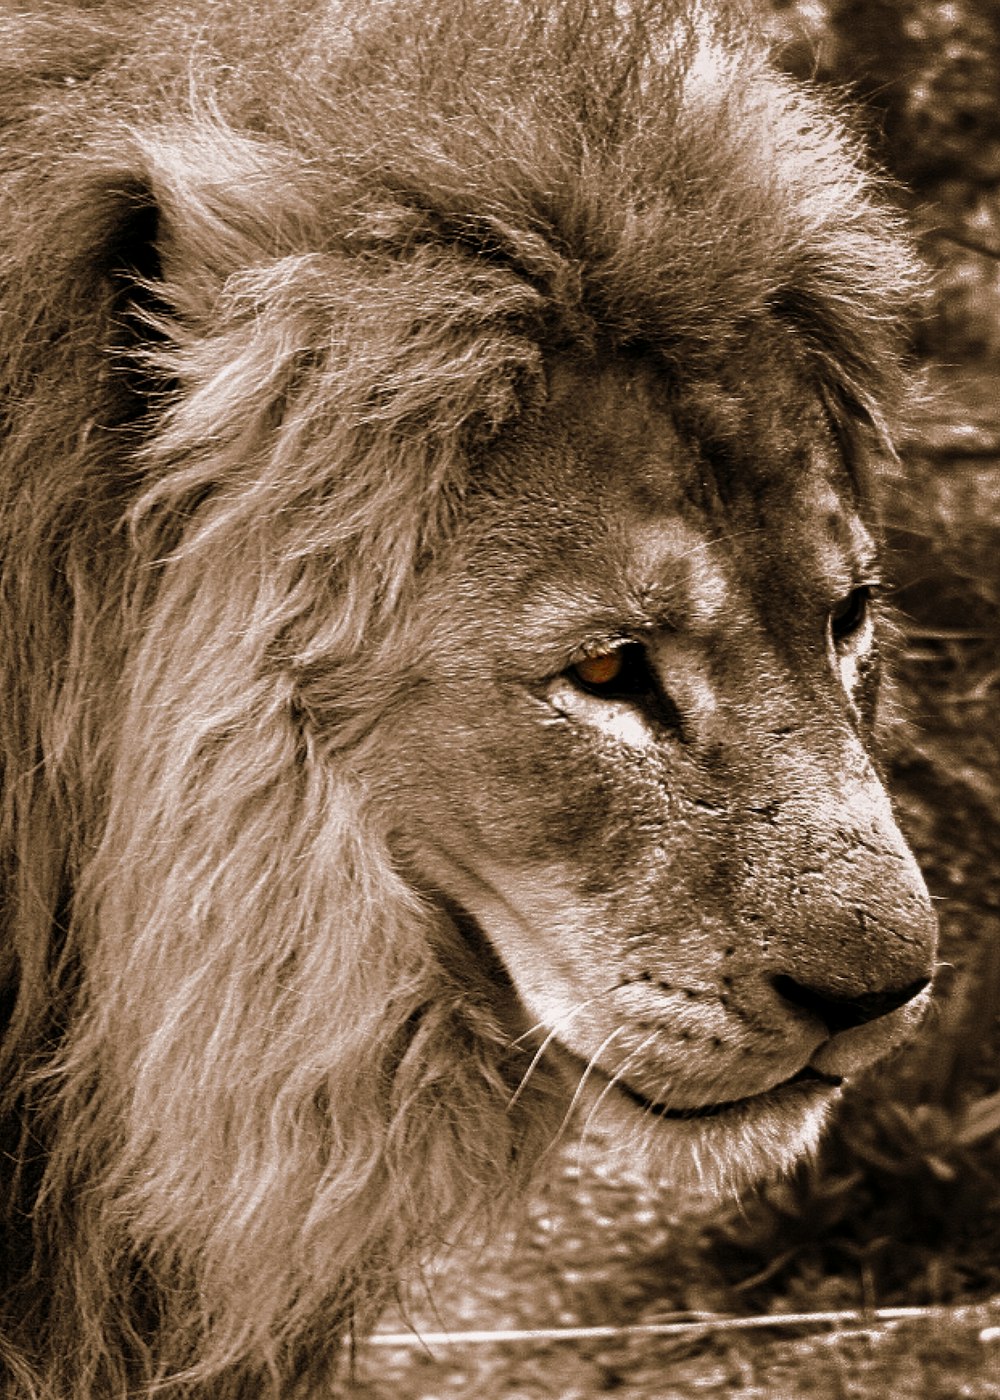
[{"x1": 0, "y1": 0, "x2": 938, "y2": 1395}]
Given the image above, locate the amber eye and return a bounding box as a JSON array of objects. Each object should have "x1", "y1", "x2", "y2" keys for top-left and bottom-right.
[
  {"x1": 567, "y1": 642, "x2": 680, "y2": 728},
  {"x1": 829, "y1": 586, "x2": 873, "y2": 646},
  {"x1": 572, "y1": 651, "x2": 624, "y2": 687},
  {"x1": 568, "y1": 642, "x2": 656, "y2": 702}
]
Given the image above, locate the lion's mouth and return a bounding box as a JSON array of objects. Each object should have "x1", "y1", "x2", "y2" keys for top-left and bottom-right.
[
  {"x1": 439, "y1": 893, "x2": 844, "y2": 1122},
  {"x1": 552, "y1": 1040, "x2": 843, "y2": 1120},
  {"x1": 617, "y1": 1063, "x2": 843, "y2": 1119}
]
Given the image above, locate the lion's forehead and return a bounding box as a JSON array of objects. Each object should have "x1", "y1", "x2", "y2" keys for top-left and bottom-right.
[{"x1": 459, "y1": 358, "x2": 873, "y2": 666}]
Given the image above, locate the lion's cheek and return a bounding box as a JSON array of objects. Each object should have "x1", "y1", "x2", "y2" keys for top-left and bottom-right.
[{"x1": 385, "y1": 686, "x2": 670, "y2": 865}]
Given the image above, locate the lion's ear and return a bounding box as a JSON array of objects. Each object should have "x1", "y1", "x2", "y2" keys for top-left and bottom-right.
[
  {"x1": 84, "y1": 172, "x2": 169, "y2": 408},
  {"x1": 137, "y1": 127, "x2": 314, "y2": 320},
  {"x1": 1, "y1": 158, "x2": 170, "y2": 425},
  {"x1": 3, "y1": 126, "x2": 310, "y2": 429}
]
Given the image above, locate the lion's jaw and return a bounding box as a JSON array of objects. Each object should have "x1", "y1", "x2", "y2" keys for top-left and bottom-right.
[
  {"x1": 410, "y1": 851, "x2": 931, "y2": 1196},
  {"x1": 386, "y1": 356, "x2": 937, "y2": 1195}
]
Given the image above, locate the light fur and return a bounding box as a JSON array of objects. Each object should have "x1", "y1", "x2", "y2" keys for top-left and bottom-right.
[{"x1": 0, "y1": 2, "x2": 925, "y2": 1396}]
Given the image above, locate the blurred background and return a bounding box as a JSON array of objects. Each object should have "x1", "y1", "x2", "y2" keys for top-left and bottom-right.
[{"x1": 346, "y1": 4, "x2": 1000, "y2": 1395}]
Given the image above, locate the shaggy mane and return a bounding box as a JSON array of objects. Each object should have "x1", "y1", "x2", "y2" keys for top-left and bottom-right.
[{"x1": 0, "y1": 2, "x2": 920, "y2": 1395}]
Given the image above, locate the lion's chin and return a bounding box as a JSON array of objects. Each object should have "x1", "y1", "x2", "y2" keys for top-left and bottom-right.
[{"x1": 555, "y1": 1056, "x2": 841, "y2": 1198}]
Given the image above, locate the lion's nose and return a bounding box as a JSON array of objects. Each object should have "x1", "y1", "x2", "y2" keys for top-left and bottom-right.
[{"x1": 772, "y1": 973, "x2": 931, "y2": 1036}]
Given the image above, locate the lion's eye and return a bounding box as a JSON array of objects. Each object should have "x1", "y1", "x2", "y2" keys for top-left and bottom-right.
[
  {"x1": 829, "y1": 586, "x2": 873, "y2": 647},
  {"x1": 572, "y1": 651, "x2": 623, "y2": 687},
  {"x1": 569, "y1": 643, "x2": 651, "y2": 698}
]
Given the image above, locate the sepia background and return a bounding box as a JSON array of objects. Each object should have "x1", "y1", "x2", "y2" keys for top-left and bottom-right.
[{"x1": 341, "y1": 2, "x2": 1000, "y2": 1396}]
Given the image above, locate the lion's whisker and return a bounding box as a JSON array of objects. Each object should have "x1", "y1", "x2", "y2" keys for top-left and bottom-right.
[
  {"x1": 507, "y1": 996, "x2": 599, "y2": 1051},
  {"x1": 574, "y1": 1032, "x2": 661, "y2": 1168},
  {"x1": 506, "y1": 996, "x2": 602, "y2": 1109},
  {"x1": 542, "y1": 1025, "x2": 630, "y2": 1156}
]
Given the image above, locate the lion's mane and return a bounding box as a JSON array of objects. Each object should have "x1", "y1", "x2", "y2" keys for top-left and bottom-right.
[{"x1": 0, "y1": 2, "x2": 920, "y2": 1395}]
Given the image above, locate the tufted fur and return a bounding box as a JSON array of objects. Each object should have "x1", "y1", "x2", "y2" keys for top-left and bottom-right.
[{"x1": 0, "y1": 2, "x2": 922, "y2": 1395}]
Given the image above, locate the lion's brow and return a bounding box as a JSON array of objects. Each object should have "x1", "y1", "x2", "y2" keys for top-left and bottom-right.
[{"x1": 512, "y1": 554, "x2": 741, "y2": 657}]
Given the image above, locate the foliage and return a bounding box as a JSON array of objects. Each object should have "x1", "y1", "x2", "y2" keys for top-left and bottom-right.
[{"x1": 771, "y1": 0, "x2": 1000, "y2": 358}]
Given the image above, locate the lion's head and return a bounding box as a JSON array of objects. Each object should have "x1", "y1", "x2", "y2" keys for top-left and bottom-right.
[
  {"x1": 0, "y1": 0, "x2": 936, "y2": 1395},
  {"x1": 386, "y1": 347, "x2": 937, "y2": 1187}
]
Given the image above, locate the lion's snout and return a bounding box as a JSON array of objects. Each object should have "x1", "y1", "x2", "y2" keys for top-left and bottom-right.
[
  {"x1": 738, "y1": 736, "x2": 939, "y2": 1004},
  {"x1": 759, "y1": 815, "x2": 937, "y2": 1076}
]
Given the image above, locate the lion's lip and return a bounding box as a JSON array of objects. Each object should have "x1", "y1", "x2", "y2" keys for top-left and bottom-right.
[
  {"x1": 614, "y1": 1063, "x2": 843, "y2": 1120},
  {"x1": 551, "y1": 1040, "x2": 843, "y2": 1120}
]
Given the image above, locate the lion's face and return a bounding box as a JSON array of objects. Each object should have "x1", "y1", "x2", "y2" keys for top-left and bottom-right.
[{"x1": 380, "y1": 350, "x2": 937, "y2": 1190}]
